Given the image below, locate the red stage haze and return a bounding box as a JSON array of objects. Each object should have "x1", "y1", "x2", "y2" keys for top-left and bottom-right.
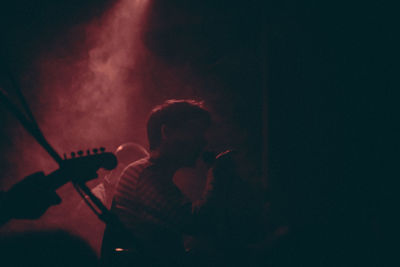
[{"x1": 2, "y1": 0, "x2": 152, "y2": 256}]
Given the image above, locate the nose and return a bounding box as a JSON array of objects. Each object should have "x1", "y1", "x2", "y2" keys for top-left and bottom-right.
[{"x1": 198, "y1": 137, "x2": 208, "y2": 151}]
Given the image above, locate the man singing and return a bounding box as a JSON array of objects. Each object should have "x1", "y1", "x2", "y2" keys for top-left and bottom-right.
[{"x1": 101, "y1": 99, "x2": 214, "y2": 266}]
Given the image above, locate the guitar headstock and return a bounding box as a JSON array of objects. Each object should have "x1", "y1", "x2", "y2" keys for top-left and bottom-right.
[{"x1": 60, "y1": 147, "x2": 118, "y2": 184}]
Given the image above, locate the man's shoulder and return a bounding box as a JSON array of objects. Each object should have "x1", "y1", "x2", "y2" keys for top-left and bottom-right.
[
  {"x1": 115, "y1": 157, "x2": 152, "y2": 194},
  {"x1": 126, "y1": 157, "x2": 152, "y2": 169},
  {"x1": 121, "y1": 157, "x2": 152, "y2": 178}
]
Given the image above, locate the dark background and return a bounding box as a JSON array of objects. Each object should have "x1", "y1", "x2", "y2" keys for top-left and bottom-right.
[{"x1": 0, "y1": 0, "x2": 394, "y2": 265}]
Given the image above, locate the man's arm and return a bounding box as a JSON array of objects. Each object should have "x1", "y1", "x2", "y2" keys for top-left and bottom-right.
[{"x1": 1, "y1": 172, "x2": 61, "y2": 225}]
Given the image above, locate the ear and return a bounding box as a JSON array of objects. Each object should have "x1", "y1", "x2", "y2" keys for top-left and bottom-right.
[{"x1": 161, "y1": 124, "x2": 169, "y2": 141}]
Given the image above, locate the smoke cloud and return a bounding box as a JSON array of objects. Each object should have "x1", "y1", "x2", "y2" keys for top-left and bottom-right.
[{"x1": 37, "y1": 0, "x2": 151, "y2": 151}]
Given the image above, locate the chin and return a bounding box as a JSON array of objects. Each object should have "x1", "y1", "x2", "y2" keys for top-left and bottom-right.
[
  {"x1": 179, "y1": 150, "x2": 202, "y2": 168},
  {"x1": 182, "y1": 160, "x2": 196, "y2": 168},
  {"x1": 180, "y1": 156, "x2": 197, "y2": 168}
]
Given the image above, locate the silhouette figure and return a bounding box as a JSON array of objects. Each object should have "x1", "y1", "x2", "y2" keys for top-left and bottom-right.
[{"x1": 101, "y1": 99, "x2": 214, "y2": 266}]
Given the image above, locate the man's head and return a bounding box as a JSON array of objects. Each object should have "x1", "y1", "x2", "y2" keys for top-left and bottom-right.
[{"x1": 147, "y1": 99, "x2": 211, "y2": 167}]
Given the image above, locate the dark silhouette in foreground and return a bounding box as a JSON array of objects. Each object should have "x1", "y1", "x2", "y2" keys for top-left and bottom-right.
[{"x1": 0, "y1": 230, "x2": 99, "y2": 267}]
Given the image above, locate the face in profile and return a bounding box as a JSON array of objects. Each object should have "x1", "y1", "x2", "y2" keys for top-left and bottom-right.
[{"x1": 164, "y1": 118, "x2": 209, "y2": 167}]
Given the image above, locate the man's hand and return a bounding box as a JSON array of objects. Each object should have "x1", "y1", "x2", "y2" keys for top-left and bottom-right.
[{"x1": 1, "y1": 172, "x2": 61, "y2": 224}]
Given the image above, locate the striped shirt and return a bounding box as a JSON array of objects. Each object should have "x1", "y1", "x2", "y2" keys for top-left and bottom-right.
[{"x1": 110, "y1": 157, "x2": 195, "y2": 256}]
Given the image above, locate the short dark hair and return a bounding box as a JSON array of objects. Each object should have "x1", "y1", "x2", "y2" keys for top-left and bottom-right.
[{"x1": 147, "y1": 99, "x2": 211, "y2": 150}]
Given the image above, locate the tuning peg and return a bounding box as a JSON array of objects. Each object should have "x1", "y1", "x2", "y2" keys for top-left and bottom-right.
[
  {"x1": 86, "y1": 149, "x2": 91, "y2": 155},
  {"x1": 77, "y1": 150, "x2": 84, "y2": 156},
  {"x1": 100, "y1": 147, "x2": 105, "y2": 153},
  {"x1": 71, "y1": 152, "x2": 76, "y2": 158},
  {"x1": 93, "y1": 148, "x2": 99, "y2": 154}
]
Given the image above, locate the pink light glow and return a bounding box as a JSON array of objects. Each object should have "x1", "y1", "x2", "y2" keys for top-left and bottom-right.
[{"x1": 2, "y1": 0, "x2": 152, "y2": 256}]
